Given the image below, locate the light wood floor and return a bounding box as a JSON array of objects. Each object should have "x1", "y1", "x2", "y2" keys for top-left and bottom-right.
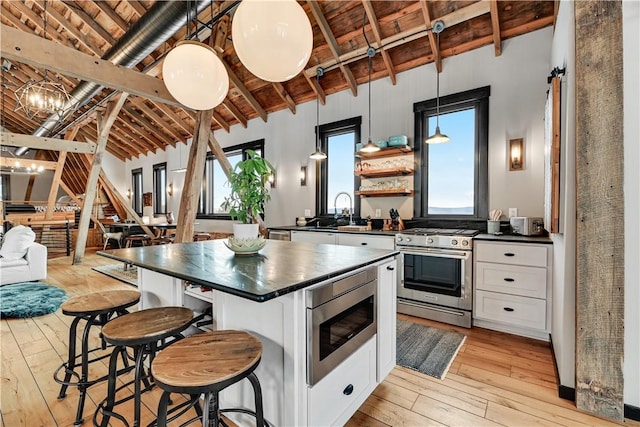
[{"x1": 2, "y1": 250, "x2": 638, "y2": 426}]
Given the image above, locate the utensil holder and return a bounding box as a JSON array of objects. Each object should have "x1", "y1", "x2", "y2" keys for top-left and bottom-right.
[{"x1": 487, "y1": 220, "x2": 500, "y2": 234}]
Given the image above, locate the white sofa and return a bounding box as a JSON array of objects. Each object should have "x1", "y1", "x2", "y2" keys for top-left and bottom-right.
[{"x1": 0, "y1": 225, "x2": 48, "y2": 286}]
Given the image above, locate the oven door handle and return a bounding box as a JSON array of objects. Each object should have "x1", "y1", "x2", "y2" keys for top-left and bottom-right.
[{"x1": 400, "y1": 249, "x2": 469, "y2": 260}]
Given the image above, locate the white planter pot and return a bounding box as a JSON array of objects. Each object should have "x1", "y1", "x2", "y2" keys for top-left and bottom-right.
[{"x1": 233, "y1": 223, "x2": 259, "y2": 239}]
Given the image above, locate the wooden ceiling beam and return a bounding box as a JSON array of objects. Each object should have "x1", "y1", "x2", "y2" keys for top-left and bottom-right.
[
  {"x1": 0, "y1": 24, "x2": 181, "y2": 106},
  {"x1": 489, "y1": 0, "x2": 502, "y2": 56},
  {"x1": 37, "y1": 0, "x2": 105, "y2": 55},
  {"x1": 0, "y1": 157, "x2": 58, "y2": 170},
  {"x1": 308, "y1": 1, "x2": 358, "y2": 96},
  {"x1": 211, "y1": 111, "x2": 230, "y2": 133},
  {"x1": 126, "y1": 100, "x2": 184, "y2": 144},
  {"x1": 126, "y1": 0, "x2": 148, "y2": 18},
  {"x1": 112, "y1": 121, "x2": 160, "y2": 154},
  {"x1": 123, "y1": 105, "x2": 178, "y2": 147},
  {"x1": 420, "y1": 0, "x2": 441, "y2": 73},
  {"x1": 58, "y1": 1, "x2": 116, "y2": 46},
  {"x1": 6, "y1": 2, "x2": 75, "y2": 50},
  {"x1": 0, "y1": 131, "x2": 97, "y2": 153},
  {"x1": 93, "y1": 1, "x2": 130, "y2": 33},
  {"x1": 84, "y1": 125, "x2": 141, "y2": 159},
  {"x1": 153, "y1": 102, "x2": 196, "y2": 135},
  {"x1": 362, "y1": 1, "x2": 397, "y2": 85},
  {"x1": 223, "y1": 61, "x2": 268, "y2": 122},
  {"x1": 80, "y1": 126, "x2": 132, "y2": 160},
  {"x1": 272, "y1": 82, "x2": 296, "y2": 114},
  {"x1": 222, "y1": 99, "x2": 248, "y2": 128}
]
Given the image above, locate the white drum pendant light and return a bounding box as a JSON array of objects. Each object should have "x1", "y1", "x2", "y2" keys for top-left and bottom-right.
[
  {"x1": 162, "y1": 40, "x2": 229, "y2": 110},
  {"x1": 232, "y1": 0, "x2": 313, "y2": 82}
]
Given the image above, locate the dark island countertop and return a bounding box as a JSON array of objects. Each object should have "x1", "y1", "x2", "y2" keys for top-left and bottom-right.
[{"x1": 98, "y1": 239, "x2": 398, "y2": 302}]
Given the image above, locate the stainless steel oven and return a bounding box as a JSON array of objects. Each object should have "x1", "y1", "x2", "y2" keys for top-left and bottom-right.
[
  {"x1": 306, "y1": 267, "x2": 377, "y2": 386},
  {"x1": 395, "y1": 228, "x2": 477, "y2": 328}
]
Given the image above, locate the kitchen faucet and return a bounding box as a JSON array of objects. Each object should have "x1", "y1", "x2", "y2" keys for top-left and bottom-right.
[{"x1": 334, "y1": 192, "x2": 355, "y2": 225}]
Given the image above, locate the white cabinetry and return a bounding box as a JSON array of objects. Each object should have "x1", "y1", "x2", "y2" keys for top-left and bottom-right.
[
  {"x1": 473, "y1": 241, "x2": 552, "y2": 340},
  {"x1": 377, "y1": 258, "x2": 397, "y2": 381},
  {"x1": 337, "y1": 234, "x2": 395, "y2": 250},
  {"x1": 291, "y1": 230, "x2": 395, "y2": 250},
  {"x1": 290, "y1": 230, "x2": 337, "y2": 244}
]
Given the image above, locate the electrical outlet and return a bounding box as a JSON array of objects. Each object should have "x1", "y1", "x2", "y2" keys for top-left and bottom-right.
[
  {"x1": 375, "y1": 209, "x2": 382, "y2": 218},
  {"x1": 509, "y1": 208, "x2": 518, "y2": 218},
  {"x1": 304, "y1": 209, "x2": 311, "y2": 217}
]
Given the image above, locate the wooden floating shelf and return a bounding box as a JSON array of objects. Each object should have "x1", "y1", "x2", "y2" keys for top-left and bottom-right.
[
  {"x1": 355, "y1": 167, "x2": 414, "y2": 178},
  {"x1": 357, "y1": 146, "x2": 413, "y2": 159},
  {"x1": 355, "y1": 189, "x2": 414, "y2": 197}
]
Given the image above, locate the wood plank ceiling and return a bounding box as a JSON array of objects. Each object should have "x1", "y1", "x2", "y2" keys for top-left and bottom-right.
[{"x1": 0, "y1": 1, "x2": 555, "y2": 196}]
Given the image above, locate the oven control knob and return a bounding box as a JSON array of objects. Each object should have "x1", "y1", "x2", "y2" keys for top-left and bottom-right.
[
  {"x1": 427, "y1": 238, "x2": 434, "y2": 244},
  {"x1": 462, "y1": 240, "x2": 469, "y2": 246},
  {"x1": 451, "y1": 239, "x2": 458, "y2": 246},
  {"x1": 405, "y1": 237, "x2": 412, "y2": 242},
  {"x1": 396, "y1": 236, "x2": 403, "y2": 243}
]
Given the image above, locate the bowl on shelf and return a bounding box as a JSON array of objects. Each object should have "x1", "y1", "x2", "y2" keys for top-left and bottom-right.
[{"x1": 224, "y1": 236, "x2": 266, "y2": 255}]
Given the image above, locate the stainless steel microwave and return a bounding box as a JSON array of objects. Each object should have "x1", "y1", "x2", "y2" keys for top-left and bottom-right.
[{"x1": 510, "y1": 216, "x2": 545, "y2": 236}]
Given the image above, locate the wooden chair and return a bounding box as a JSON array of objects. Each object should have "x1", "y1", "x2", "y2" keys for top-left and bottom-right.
[{"x1": 96, "y1": 222, "x2": 122, "y2": 250}]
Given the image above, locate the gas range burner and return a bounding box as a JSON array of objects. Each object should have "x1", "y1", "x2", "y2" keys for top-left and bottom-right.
[
  {"x1": 395, "y1": 228, "x2": 479, "y2": 250},
  {"x1": 402, "y1": 228, "x2": 480, "y2": 237}
]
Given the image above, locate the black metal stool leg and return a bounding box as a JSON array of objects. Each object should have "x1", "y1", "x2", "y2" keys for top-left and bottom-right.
[
  {"x1": 98, "y1": 345, "x2": 122, "y2": 427},
  {"x1": 247, "y1": 372, "x2": 265, "y2": 427},
  {"x1": 155, "y1": 391, "x2": 171, "y2": 427},
  {"x1": 73, "y1": 313, "x2": 98, "y2": 426},
  {"x1": 57, "y1": 316, "x2": 81, "y2": 399}
]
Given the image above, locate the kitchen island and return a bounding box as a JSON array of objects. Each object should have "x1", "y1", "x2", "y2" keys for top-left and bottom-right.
[{"x1": 99, "y1": 239, "x2": 398, "y2": 426}]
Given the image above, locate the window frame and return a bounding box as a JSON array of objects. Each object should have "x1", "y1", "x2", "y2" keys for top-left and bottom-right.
[
  {"x1": 196, "y1": 139, "x2": 265, "y2": 220},
  {"x1": 315, "y1": 116, "x2": 362, "y2": 217},
  {"x1": 131, "y1": 167, "x2": 143, "y2": 216},
  {"x1": 413, "y1": 86, "x2": 490, "y2": 220},
  {"x1": 152, "y1": 162, "x2": 167, "y2": 216},
  {"x1": 0, "y1": 174, "x2": 10, "y2": 201}
]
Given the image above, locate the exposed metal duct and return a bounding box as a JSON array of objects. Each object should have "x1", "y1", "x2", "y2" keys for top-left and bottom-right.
[{"x1": 15, "y1": 0, "x2": 210, "y2": 156}]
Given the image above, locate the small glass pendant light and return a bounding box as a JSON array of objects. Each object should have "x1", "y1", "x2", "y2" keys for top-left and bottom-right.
[
  {"x1": 310, "y1": 68, "x2": 327, "y2": 160},
  {"x1": 426, "y1": 22, "x2": 450, "y2": 144}
]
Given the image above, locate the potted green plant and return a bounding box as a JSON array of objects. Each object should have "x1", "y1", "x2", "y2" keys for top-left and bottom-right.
[{"x1": 222, "y1": 150, "x2": 274, "y2": 239}]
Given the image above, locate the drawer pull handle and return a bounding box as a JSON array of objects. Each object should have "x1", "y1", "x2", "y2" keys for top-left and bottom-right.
[
  {"x1": 504, "y1": 253, "x2": 515, "y2": 257},
  {"x1": 387, "y1": 266, "x2": 395, "y2": 271},
  {"x1": 343, "y1": 384, "x2": 354, "y2": 395},
  {"x1": 361, "y1": 242, "x2": 368, "y2": 245},
  {"x1": 503, "y1": 278, "x2": 515, "y2": 282},
  {"x1": 503, "y1": 307, "x2": 515, "y2": 312}
]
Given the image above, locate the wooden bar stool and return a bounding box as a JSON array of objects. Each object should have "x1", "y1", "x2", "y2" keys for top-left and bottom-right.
[
  {"x1": 94, "y1": 307, "x2": 194, "y2": 427},
  {"x1": 192, "y1": 232, "x2": 211, "y2": 241},
  {"x1": 151, "y1": 330, "x2": 265, "y2": 427},
  {"x1": 124, "y1": 234, "x2": 151, "y2": 248},
  {"x1": 54, "y1": 290, "x2": 140, "y2": 426}
]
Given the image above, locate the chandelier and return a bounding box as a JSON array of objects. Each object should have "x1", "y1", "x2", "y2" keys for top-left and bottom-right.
[{"x1": 14, "y1": 0, "x2": 71, "y2": 120}]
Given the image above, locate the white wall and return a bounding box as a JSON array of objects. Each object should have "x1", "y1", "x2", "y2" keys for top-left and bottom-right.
[
  {"x1": 623, "y1": 0, "x2": 640, "y2": 408},
  {"x1": 125, "y1": 27, "x2": 552, "y2": 231},
  {"x1": 549, "y1": 0, "x2": 576, "y2": 390}
]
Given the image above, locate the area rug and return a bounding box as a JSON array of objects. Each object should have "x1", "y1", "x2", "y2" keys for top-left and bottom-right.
[
  {"x1": 0, "y1": 282, "x2": 68, "y2": 319},
  {"x1": 396, "y1": 319, "x2": 466, "y2": 380},
  {"x1": 92, "y1": 263, "x2": 138, "y2": 286}
]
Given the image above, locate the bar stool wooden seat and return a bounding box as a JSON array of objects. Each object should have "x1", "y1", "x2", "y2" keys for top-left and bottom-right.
[
  {"x1": 151, "y1": 330, "x2": 265, "y2": 427},
  {"x1": 94, "y1": 307, "x2": 194, "y2": 427},
  {"x1": 54, "y1": 290, "x2": 140, "y2": 426},
  {"x1": 192, "y1": 232, "x2": 211, "y2": 241}
]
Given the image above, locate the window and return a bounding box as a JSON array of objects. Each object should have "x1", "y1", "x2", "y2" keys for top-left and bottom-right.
[
  {"x1": 131, "y1": 168, "x2": 143, "y2": 216},
  {"x1": 413, "y1": 86, "x2": 489, "y2": 219},
  {"x1": 153, "y1": 162, "x2": 167, "y2": 216},
  {"x1": 0, "y1": 174, "x2": 9, "y2": 201},
  {"x1": 197, "y1": 140, "x2": 264, "y2": 218},
  {"x1": 316, "y1": 117, "x2": 361, "y2": 216}
]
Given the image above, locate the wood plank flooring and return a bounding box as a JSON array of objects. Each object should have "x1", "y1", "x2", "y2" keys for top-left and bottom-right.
[{"x1": 2, "y1": 250, "x2": 638, "y2": 426}]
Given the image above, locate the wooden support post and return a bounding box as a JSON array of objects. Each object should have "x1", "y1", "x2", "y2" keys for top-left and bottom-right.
[
  {"x1": 45, "y1": 127, "x2": 79, "y2": 220},
  {"x1": 174, "y1": 111, "x2": 212, "y2": 244},
  {"x1": 575, "y1": 0, "x2": 624, "y2": 420},
  {"x1": 74, "y1": 93, "x2": 128, "y2": 264}
]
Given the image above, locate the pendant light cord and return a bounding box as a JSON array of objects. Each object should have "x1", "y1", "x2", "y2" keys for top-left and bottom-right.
[
  {"x1": 43, "y1": 0, "x2": 49, "y2": 81},
  {"x1": 368, "y1": 52, "x2": 372, "y2": 143},
  {"x1": 316, "y1": 72, "x2": 320, "y2": 148},
  {"x1": 435, "y1": 31, "x2": 441, "y2": 129}
]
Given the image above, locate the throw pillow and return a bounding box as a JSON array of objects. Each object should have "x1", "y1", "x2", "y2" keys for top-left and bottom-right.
[{"x1": 0, "y1": 225, "x2": 36, "y2": 260}]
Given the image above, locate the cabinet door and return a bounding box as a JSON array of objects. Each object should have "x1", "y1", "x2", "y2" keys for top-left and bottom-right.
[
  {"x1": 377, "y1": 257, "x2": 397, "y2": 381},
  {"x1": 138, "y1": 268, "x2": 183, "y2": 309},
  {"x1": 290, "y1": 231, "x2": 336, "y2": 244},
  {"x1": 337, "y1": 234, "x2": 395, "y2": 250}
]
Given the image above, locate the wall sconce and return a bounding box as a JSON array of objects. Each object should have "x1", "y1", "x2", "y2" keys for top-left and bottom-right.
[
  {"x1": 167, "y1": 182, "x2": 173, "y2": 197},
  {"x1": 126, "y1": 188, "x2": 132, "y2": 199},
  {"x1": 300, "y1": 165, "x2": 308, "y2": 186},
  {"x1": 509, "y1": 138, "x2": 525, "y2": 171},
  {"x1": 268, "y1": 171, "x2": 276, "y2": 188}
]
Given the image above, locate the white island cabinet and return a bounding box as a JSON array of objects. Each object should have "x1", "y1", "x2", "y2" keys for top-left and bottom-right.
[{"x1": 105, "y1": 240, "x2": 398, "y2": 426}]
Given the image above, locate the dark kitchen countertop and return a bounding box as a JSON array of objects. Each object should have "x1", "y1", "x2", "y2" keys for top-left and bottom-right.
[
  {"x1": 269, "y1": 225, "x2": 399, "y2": 236},
  {"x1": 98, "y1": 239, "x2": 398, "y2": 302},
  {"x1": 474, "y1": 233, "x2": 553, "y2": 244}
]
